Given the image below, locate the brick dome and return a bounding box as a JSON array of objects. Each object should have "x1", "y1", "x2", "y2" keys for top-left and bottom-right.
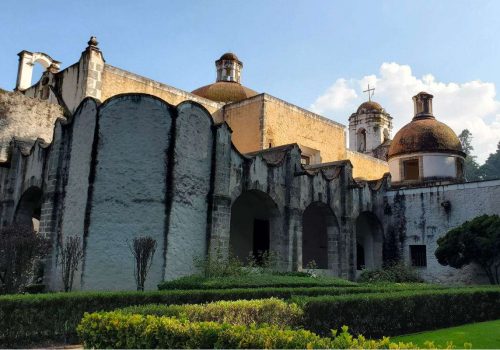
[
  {"x1": 192, "y1": 81, "x2": 258, "y2": 103},
  {"x1": 388, "y1": 116, "x2": 464, "y2": 159},
  {"x1": 357, "y1": 101, "x2": 383, "y2": 113}
]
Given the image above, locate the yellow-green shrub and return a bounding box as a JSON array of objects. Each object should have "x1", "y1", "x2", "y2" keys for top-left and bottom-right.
[
  {"x1": 120, "y1": 298, "x2": 303, "y2": 327},
  {"x1": 77, "y1": 312, "x2": 463, "y2": 349}
]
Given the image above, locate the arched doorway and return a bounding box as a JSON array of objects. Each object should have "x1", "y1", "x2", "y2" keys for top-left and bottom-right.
[
  {"x1": 302, "y1": 202, "x2": 339, "y2": 270},
  {"x1": 355, "y1": 211, "x2": 383, "y2": 270},
  {"x1": 357, "y1": 128, "x2": 367, "y2": 152},
  {"x1": 229, "y1": 190, "x2": 280, "y2": 264},
  {"x1": 14, "y1": 187, "x2": 42, "y2": 232}
]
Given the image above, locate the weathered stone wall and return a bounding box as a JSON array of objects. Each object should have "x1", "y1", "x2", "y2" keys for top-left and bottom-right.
[
  {"x1": 164, "y1": 102, "x2": 214, "y2": 280},
  {"x1": 383, "y1": 180, "x2": 500, "y2": 284},
  {"x1": 0, "y1": 90, "x2": 64, "y2": 162},
  {"x1": 101, "y1": 65, "x2": 223, "y2": 120},
  {"x1": 346, "y1": 150, "x2": 390, "y2": 180},
  {"x1": 82, "y1": 95, "x2": 172, "y2": 290},
  {"x1": 262, "y1": 95, "x2": 347, "y2": 163},
  {"x1": 223, "y1": 95, "x2": 264, "y2": 153}
]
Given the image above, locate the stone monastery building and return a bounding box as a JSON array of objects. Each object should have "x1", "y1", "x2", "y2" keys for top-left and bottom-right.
[{"x1": 1, "y1": 38, "x2": 499, "y2": 290}]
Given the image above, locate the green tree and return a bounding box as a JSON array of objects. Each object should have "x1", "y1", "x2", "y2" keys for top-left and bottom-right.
[
  {"x1": 435, "y1": 215, "x2": 500, "y2": 284},
  {"x1": 458, "y1": 129, "x2": 483, "y2": 181},
  {"x1": 481, "y1": 141, "x2": 500, "y2": 180}
]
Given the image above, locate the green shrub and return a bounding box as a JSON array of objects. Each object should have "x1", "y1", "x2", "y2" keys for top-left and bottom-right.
[
  {"x1": 358, "y1": 262, "x2": 423, "y2": 283},
  {"x1": 296, "y1": 287, "x2": 500, "y2": 338},
  {"x1": 158, "y1": 273, "x2": 356, "y2": 290},
  {"x1": 120, "y1": 298, "x2": 303, "y2": 327},
  {"x1": 77, "y1": 312, "x2": 462, "y2": 349},
  {"x1": 0, "y1": 285, "x2": 386, "y2": 344}
]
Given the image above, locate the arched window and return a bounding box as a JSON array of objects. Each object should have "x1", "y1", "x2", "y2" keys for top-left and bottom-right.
[{"x1": 357, "y1": 129, "x2": 367, "y2": 152}]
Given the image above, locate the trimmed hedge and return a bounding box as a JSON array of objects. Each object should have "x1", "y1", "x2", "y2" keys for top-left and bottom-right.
[
  {"x1": 295, "y1": 287, "x2": 500, "y2": 338},
  {"x1": 0, "y1": 285, "x2": 408, "y2": 344},
  {"x1": 120, "y1": 298, "x2": 303, "y2": 327},
  {"x1": 157, "y1": 274, "x2": 357, "y2": 290},
  {"x1": 77, "y1": 312, "x2": 464, "y2": 349}
]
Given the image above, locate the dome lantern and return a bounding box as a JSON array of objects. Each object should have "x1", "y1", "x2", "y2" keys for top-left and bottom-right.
[{"x1": 216, "y1": 52, "x2": 242, "y2": 83}]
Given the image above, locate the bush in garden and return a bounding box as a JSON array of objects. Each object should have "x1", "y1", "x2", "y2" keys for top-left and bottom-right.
[
  {"x1": 120, "y1": 298, "x2": 303, "y2": 327},
  {"x1": 358, "y1": 262, "x2": 423, "y2": 283},
  {"x1": 77, "y1": 311, "x2": 465, "y2": 349},
  {"x1": 58, "y1": 236, "x2": 84, "y2": 292},
  {"x1": 129, "y1": 236, "x2": 157, "y2": 291}
]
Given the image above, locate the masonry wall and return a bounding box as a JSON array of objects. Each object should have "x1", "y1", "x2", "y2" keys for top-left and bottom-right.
[
  {"x1": 262, "y1": 95, "x2": 347, "y2": 163},
  {"x1": 82, "y1": 95, "x2": 172, "y2": 290},
  {"x1": 383, "y1": 180, "x2": 500, "y2": 284},
  {"x1": 223, "y1": 95, "x2": 264, "y2": 153},
  {"x1": 0, "y1": 90, "x2": 64, "y2": 162},
  {"x1": 346, "y1": 150, "x2": 389, "y2": 180},
  {"x1": 101, "y1": 65, "x2": 223, "y2": 120}
]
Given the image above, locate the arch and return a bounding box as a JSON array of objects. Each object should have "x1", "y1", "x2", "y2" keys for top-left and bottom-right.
[
  {"x1": 14, "y1": 186, "x2": 43, "y2": 232},
  {"x1": 229, "y1": 190, "x2": 281, "y2": 264},
  {"x1": 355, "y1": 211, "x2": 383, "y2": 270},
  {"x1": 302, "y1": 202, "x2": 339, "y2": 270},
  {"x1": 357, "y1": 128, "x2": 367, "y2": 152}
]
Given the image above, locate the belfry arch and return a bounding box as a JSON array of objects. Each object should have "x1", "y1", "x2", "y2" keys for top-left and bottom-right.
[
  {"x1": 355, "y1": 211, "x2": 383, "y2": 271},
  {"x1": 301, "y1": 202, "x2": 339, "y2": 270},
  {"x1": 229, "y1": 190, "x2": 281, "y2": 264},
  {"x1": 14, "y1": 186, "x2": 43, "y2": 232}
]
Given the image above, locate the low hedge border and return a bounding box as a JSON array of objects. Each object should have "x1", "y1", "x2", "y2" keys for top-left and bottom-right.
[
  {"x1": 76, "y1": 311, "x2": 464, "y2": 349},
  {"x1": 0, "y1": 284, "x2": 446, "y2": 345},
  {"x1": 120, "y1": 298, "x2": 303, "y2": 327},
  {"x1": 295, "y1": 287, "x2": 500, "y2": 338},
  {"x1": 157, "y1": 274, "x2": 357, "y2": 290}
]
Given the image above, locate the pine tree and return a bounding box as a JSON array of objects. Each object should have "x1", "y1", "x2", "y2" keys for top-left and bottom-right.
[
  {"x1": 481, "y1": 141, "x2": 500, "y2": 180},
  {"x1": 458, "y1": 129, "x2": 483, "y2": 181}
]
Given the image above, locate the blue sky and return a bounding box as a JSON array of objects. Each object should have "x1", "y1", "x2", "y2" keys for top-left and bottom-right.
[{"x1": 1, "y1": 1, "x2": 499, "y2": 161}]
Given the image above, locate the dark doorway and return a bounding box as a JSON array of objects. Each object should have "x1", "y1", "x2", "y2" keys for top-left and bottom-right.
[
  {"x1": 357, "y1": 243, "x2": 365, "y2": 270},
  {"x1": 253, "y1": 219, "x2": 270, "y2": 263},
  {"x1": 14, "y1": 186, "x2": 43, "y2": 232}
]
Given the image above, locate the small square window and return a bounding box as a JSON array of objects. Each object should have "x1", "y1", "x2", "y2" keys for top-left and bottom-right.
[
  {"x1": 301, "y1": 155, "x2": 310, "y2": 165},
  {"x1": 410, "y1": 245, "x2": 427, "y2": 267},
  {"x1": 403, "y1": 159, "x2": 419, "y2": 180}
]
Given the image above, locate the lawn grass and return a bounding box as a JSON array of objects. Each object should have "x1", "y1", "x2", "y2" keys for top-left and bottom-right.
[{"x1": 391, "y1": 319, "x2": 500, "y2": 349}]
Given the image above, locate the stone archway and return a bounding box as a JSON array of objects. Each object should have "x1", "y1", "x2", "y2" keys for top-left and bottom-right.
[
  {"x1": 14, "y1": 186, "x2": 42, "y2": 232},
  {"x1": 302, "y1": 202, "x2": 339, "y2": 270},
  {"x1": 229, "y1": 190, "x2": 281, "y2": 264},
  {"x1": 355, "y1": 211, "x2": 383, "y2": 270}
]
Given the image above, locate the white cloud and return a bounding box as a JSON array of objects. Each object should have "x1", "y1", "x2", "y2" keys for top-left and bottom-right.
[{"x1": 310, "y1": 62, "x2": 500, "y2": 163}]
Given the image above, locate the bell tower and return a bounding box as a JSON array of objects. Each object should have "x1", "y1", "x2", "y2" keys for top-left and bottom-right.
[{"x1": 349, "y1": 86, "x2": 392, "y2": 156}]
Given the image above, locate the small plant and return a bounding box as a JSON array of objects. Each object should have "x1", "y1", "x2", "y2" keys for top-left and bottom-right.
[
  {"x1": 128, "y1": 236, "x2": 157, "y2": 291},
  {"x1": 194, "y1": 247, "x2": 246, "y2": 277},
  {"x1": 304, "y1": 260, "x2": 318, "y2": 277},
  {"x1": 58, "y1": 236, "x2": 84, "y2": 292},
  {"x1": 246, "y1": 250, "x2": 280, "y2": 273},
  {"x1": 358, "y1": 261, "x2": 423, "y2": 283}
]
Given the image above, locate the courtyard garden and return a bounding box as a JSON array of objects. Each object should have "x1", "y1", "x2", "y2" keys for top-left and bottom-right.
[{"x1": 0, "y1": 270, "x2": 499, "y2": 348}]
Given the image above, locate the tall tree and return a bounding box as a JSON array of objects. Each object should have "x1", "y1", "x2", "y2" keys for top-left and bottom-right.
[
  {"x1": 435, "y1": 215, "x2": 500, "y2": 284},
  {"x1": 481, "y1": 141, "x2": 500, "y2": 180},
  {"x1": 458, "y1": 129, "x2": 483, "y2": 181}
]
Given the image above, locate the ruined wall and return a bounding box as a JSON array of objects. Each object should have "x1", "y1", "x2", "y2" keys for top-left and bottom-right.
[
  {"x1": 101, "y1": 65, "x2": 223, "y2": 121},
  {"x1": 384, "y1": 180, "x2": 500, "y2": 284},
  {"x1": 223, "y1": 95, "x2": 264, "y2": 153},
  {"x1": 0, "y1": 90, "x2": 64, "y2": 162},
  {"x1": 262, "y1": 95, "x2": 347, "y2": 163},
  {"x1": 346, "y1": 150, "x2": 389, "y2": 180}
]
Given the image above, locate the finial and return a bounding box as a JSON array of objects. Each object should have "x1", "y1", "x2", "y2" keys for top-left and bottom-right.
[
  {"x1": 87, "y1": 36, "x2": 99, "y2": 48},
  {"x1": 363, "y1": 84, "x2": 375, "y2": 102}
]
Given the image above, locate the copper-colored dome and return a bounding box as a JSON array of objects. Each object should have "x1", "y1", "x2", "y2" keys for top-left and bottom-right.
[
  {"x1": 218, "y1": 52, "x2": 240, "y2": 61},
  {"x1": 192, "y1": 81, "x2": 258, "y2": 103},
  {"x1": 388, "y1": 117, "x2": 465, "y2": 159},
  {"x1": 357, "y1": 101, "x2": 383, "y2": 113}
]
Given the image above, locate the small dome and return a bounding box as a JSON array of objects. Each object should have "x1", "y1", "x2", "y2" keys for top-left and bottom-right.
[
  {"x1": 218, "y1": 52, "x2": 240, "y2": 62},
  {"x1": 388, "y1": 117, "x2": 464, "y2": 158},
  {"x1": 357, "y1": 101, "x2": 383, "y2": 113},
  {"x1": 192, "y1": 81, "x2": 258, "y2": 103}
]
